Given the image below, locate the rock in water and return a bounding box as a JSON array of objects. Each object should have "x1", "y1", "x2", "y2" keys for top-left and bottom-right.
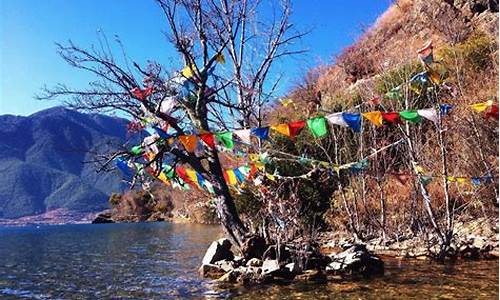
[
  {"x1": 92, "y1": 212, "x2": 114, "y2": 224},
  {"x1": 202, "y1": 238, "x2": 234, "y2": 265},
  {"x1": 198, "y1": 264, "x2": 226, "y2": 278},
  {"x1": 326, "y1": 244, "x2": 384, "y2": 277}
]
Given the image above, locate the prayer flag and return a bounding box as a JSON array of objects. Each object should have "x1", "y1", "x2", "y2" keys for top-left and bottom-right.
[
  {"x1": 307, "y1": 117, "x2": 329, "y2": 137},
  {"x1": 288, "y1": 120, "x2": 307, "y2": 137},
  {"x1": 421, "y1": 175, "x2": 433, "y2": 186},
  {"x1": 470, "y1": 101, "x2": 493, "y2": 112},
  {"x1": 342, "y1": 112, "x2": 362, "y2": 132},
  {"x1": 226, "y1": 170, "x2": 238, "y2": 185},
  {"x1": 162, "y1": 165, "x2": 175, "y2": 179},
  {"x1": 417, "y1": 40, "x2": 433, "y2": 65},
  {"x1": 271, "y1": 124, "x2": 291, "y2": 137},
  {"x1": 417, "y1": 108, "x2": 438, "y2": 123},
  {"x1": 179, "y1": 135, "x2": 198, "y2": 153},
  {"x1": 367, "y1": 97, "x2": 381, "y2": 106},
  {"x1": 234, "y1": 129, "x2": 252, "y2": 144},
  {"x1": 385, "y1": 86, "x2": 401, "y2": 100},
  {"x1": 455, "y1": 177, "x2": 467, "y2": 183},
  {"x1": 280, "y1": 98, "x2": 294, "y2": 107},
  {"x1": 181, "y1": 64, "x2": 196, "y2": 78},
  {"x1": 130, "y1": 145, "x2": 143, "y2": 156},
  {"x1": 447, "y1": 176, "x2": 456, "y2": 182},
  {"x1": 216, "y1": 53, "x2": 226, "y2": 64},
  {"x1": 440, "y1": 104, "x2": 453, "y2": 116},
  {"x1": 159, "y1": 97, "x2": 176, "y2": 114},
  {"x1": 471, "y1": 177, "x2": 482, "y2": 186},
  {"x1": 362, "y1": 111, "x2": 383, "y2": 127},
  {"x1": 199, "y1": 133, "x2": 215, "y2": 149},
  {"x1": 233, "y1": 168, "x2": 246, "y2": 183},
  {"x1": 115, "y1": 158, "x2": 133, "y2": 177},
  {"x1": 216, "y1": 131, "x2": 234, "y2": 149},
  {"x1": 399, "y1": 110, "x2": 422, "y2": 123},
  {"x1": 326, "y1": 112, "x2": 348, "y2": 127},
  {"x1": 186, "y1": 169, "x2": 199, "y2": 186},
  {"x1": 157, "y1": 172, "x2": 171, "y2": 185},
  {"x1": 485, "y1": 104, "x2": 499, "y2": 120},
  {"x1": 196, "y1": 173, "x2": 205, "y2": 188},
  {"x1": 381, "y1": 112, "x2": 401, "y2": 125},
  {"x1": 251, "y1": 127, "x2": 270, "y2": 140}
]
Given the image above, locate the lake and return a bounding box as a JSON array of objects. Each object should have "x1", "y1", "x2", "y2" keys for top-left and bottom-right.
[{"x1": 0, "y1": 223, "x2": 498, "y2": 299}]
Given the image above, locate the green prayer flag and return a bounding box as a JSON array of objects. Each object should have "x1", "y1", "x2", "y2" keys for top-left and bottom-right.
[
  {"x1": 163, "y1": 165, "x2": 175, "y2": 179},
  {"x1": 130, "y1": 145, "x2": 143, "y2": 156},
  {"x1": 216, "y1": 131, "x2": 234, "y2": 149},
  {"x1": 399, "y1": 110, "x2": 422, "y2": 123},
  {"x1": 307, "y1": 117, "x2": 328, "y2": 138}
]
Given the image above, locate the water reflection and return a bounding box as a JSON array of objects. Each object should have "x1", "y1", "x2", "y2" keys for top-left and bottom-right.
[{"x1": 0, "y1": 223, "x2": 497, "y2": 299}]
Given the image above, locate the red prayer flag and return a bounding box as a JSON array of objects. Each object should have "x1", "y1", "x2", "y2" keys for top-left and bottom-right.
[
  {"x1": 288, "y1": 120, "x2": 307, "y2": 138},
  {"x1": 223, "y1": 170, "x2": 229, "y2": 183},
  {"x1": 199, "y1": 133, "x2": 215, "y2": 149},
  {"x1": 131, "y1": 87, "x2": 154, "y2": 101},
  {"x1": 485, "y1": 104, "x2": 499, "y2": 120},
  {"x1": 248, "y1": 163, "x2": 259, "y2": 179},
  {"x1": 176, "y1": 166, "x2": 196, "y2": 188},
  {"x1": 382, "y1": 112, "x2": 401, "y2": 125},
  {"x1": 367, "y1": 97, "x2": 381, "y2": 106}
]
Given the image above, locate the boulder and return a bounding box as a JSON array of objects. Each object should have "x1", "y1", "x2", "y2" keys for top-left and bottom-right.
[
  {"x1": 246, "y1": 258, "x2": 263, "y2": 267},
  {"x1": 262, "y1": 244, "x2": 290, "y2": 261},
  {"x1": 261, "y1": 259, "x2": 280, "y2": 275},
  {"x1": 202, "y1": 238, "x2": 234, "y2": 265},
  {"x1": 285, "y1": 262, "x2": 301, "y2": 274},
  {"x1": 326, "y1": 244, "x2": 384, "y2": 277},
  {"x1": 214, "y1": 259, "x2": 236, "y2": 272},
  {"x1": 198, "y1": 263, "x2": 226, "y2": 278},
  {"x1": 295, "y1": 269, "x2": 327, "y2": 282},
  {"x1": 92, "y1": 213, "x2": 114, "y2": 224},
  {"x1": 241, "y1": 235, "x2": 267, "y2": 259}
]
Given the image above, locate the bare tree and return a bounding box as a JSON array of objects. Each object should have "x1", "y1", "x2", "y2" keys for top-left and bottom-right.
[{"x1": 37, "y1": 0, "x2": 306, "y2": 254}]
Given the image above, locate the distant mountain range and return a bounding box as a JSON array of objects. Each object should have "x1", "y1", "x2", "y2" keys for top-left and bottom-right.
[{"x1": 0, "y1": 107, "x2": 130, "y2": 219}]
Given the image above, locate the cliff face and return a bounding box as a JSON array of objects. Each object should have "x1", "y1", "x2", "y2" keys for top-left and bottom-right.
[{"x1": 0, "y1": 107, "x2": 129, "y2": 218}]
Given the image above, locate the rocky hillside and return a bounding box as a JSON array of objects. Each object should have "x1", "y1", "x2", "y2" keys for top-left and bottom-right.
[{"x1": 0, "y1": 107, "x2": 130, "y2": 219}]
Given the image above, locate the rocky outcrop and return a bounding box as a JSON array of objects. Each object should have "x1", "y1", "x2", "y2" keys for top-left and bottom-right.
[
  {"x1": 326, "y1": 244, "x2": 384, "y2": 277},
  {"x1": 202, "y1": 238, "x2": 234, "y2": 265},
  {"x1": 91, "y1": 212, "x2": 114, "y2": 224}
]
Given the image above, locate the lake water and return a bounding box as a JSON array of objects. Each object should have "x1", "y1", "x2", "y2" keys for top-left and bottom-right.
[{"x1": 0, "y1": 223, "x2": 498, "y2": 299}]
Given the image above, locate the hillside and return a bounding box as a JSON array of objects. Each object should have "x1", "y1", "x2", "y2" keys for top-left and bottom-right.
[{"x1": 0, "y1": 107, "x2": 130, "y2": 219}]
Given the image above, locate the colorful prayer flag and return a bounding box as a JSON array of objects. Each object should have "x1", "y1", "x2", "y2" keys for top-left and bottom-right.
[
  {"x1": 179, "y1": 135, "x2": 198, "y2": 153},
  {"x1": 271, "y1": 124, "x2": 291, "y2": 137},
  {"x1": 381, "y1": 112, "x2": 401, "y2": 125},
  {"x1": 307, "y1": 117, "x2": 329, "y2": 137},
  {"x1": 288, "y1": 120, "x2": 307, "y2": 137},
  {"x1": 470, "y1": 101, "x2": 493, "y2": 112},
  {"x1": 326, "y1": 112, "x2": 348, "y2": 127},
  {"x1": 130, "y1": 145, "x2": 143, "y2": 156},
  {"x1": 362, "y1": 111, "x2": 383, "y2": 127},
  {"x1": 216, "y1": 131, "x2": 234, "y2": 149},
  {"x1": 251, "y1": 127, "x2": 270, "y2": 140},
  {"x1": 234, "y1": 129, "x2": 252, "y2": 144},
  {"x1": 417, "y1": 40, "x2": 433, "y2": 65},
  {"x1": 199, "y1": 133, "x2": 215, "y2": 149},
  {"x1": 417, "y1": 108, "x2": 438, "y2": 123},
  {"x1": 399, "y1": 110, "x2": 422, "y2": 123},
  {"x1": 216, "y1": 53, "x2": 226, "y2": 64},
  {"x1": 342, "y1": 112, "x2": 362, "y2": 132}
]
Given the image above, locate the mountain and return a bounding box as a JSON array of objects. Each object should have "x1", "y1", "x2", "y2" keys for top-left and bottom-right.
[{"x1": 0, "y1": 106, "x2": 130, "y2": 219}]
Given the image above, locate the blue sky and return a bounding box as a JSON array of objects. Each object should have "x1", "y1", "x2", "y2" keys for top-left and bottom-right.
[{"x1": 0, "y1": 0, "x2": 391, "y2": 116}]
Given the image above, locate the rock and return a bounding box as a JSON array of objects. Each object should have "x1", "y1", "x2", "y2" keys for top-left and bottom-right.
[
  {"x1": 214, "y1": 259, "x2": 236, "y2": 272},
  {"x1": 285, "y1": 262, "x2": 301, "y2": 274},
  {"x1": 241, "y1": 235, "x2": 267, "y2": 259},
  {"x1": 261, "y1": 259, "x2": 280, "y2": 275},
  {"x1": 198, "y1": 264, "x2": 226, "y2": 278},
  {"x1": 246, "y1": 258, "x2": 262, "y2": 267},
  {"x1": 202, "y1": 238, "x2": 234, "y2": 265},
  {"x1": 296, "y1": 269, "x2": 327, "y2": 282},
  {"x1": 92, "y1": 213, "x2": 114, "y2": 224},
  {"x1": 217, "y1": 269, "x2": 242, "y2": 283},
  {"x1": 263, "y1": 244, "x2": 290, "y2": 261},
  {"x1": 233, "y1": 255, "x2": 244, "y2": 266},
  {"x1": 326, "y1": 244, "x2": 384, "y2": 277}
]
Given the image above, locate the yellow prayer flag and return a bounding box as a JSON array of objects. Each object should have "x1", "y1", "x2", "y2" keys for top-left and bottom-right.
[
  {"x1": 186, "y1": 169, "x2": 199, "y2": 185},
  {"x1": 270, "y1": 124, "x2": 290, "y2": 137},
  {"x1": 280, "y1": 98, "x2": 294, "y2": 107},
  {"x1": 181, "y1": 64, "x2": 196, "y2": 78},
  {"x1": 265, "y1": 173, "x2": 276, "y2": 181},
  {"x1": 362, "y1": 111, "x2": 383, "y2": 127},
  {"x1": 226, "y1": 170, "x2": 238, "y2": 185},
  {"x1": 216, "y1": 53, "x2": 226, "y2": 64},
  {"x1": 157, "y1": 172, "x2": 171, "y2": 185},
  {"x1": 446, "y1": 176, "x2": 456, "y2": 182},
  {"x1": 428, "y1": 69, "x2": 441, "y2": 84},
  {"x1": 414, "y1": 165, "x2": 425, "y2": 174},
  {"x1": 455, "y1": 177, "x2": 467, "y2": 183},
  {"x1": 470, "y1": 101, "x2": 493, "y2": 112},
  {"x1": 249, "y1": 154, "x2": 260, "y2": 162}
]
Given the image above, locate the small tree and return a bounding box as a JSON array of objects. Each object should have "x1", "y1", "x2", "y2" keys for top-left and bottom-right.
[{"x1": 38, "y1": 0, "x2": 306, "y2": 253}]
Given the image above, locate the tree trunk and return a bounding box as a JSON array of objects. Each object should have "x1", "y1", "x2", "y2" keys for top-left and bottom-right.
[{"x1": 206, "y1": 146, "x2": 248, "y2": 248}]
